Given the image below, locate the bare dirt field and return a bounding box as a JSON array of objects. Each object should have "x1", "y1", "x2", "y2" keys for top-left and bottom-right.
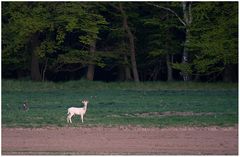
[{"x1": 2, "y1": 126, "x2": 238, "y2": 155}]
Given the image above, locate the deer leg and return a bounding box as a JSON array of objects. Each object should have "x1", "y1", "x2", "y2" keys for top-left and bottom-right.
[
  {"x1": 67, "y1": 114, "x2": 73, "y2": 123},
  {"x1": 81, "y1": 114, "x2": 84, "y2": 123}
]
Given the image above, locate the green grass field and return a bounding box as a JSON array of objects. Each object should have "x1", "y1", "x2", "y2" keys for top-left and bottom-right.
[{"x1": 2, "y1": 80, "x2": 238, "y2": 128}]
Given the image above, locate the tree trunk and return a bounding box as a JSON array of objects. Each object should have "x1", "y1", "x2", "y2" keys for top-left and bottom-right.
[
  {"x1": 182, "y1": 2, "x2": 192, "y2": 81},
  {"x1": 123, "y1": 53, "x2": 132, "y2": 81},
  {"x1": 166, "y1": 54, "x2": 173, "y2": 81},
  {"x1": 30, "y1": 33, "x2": 41, "y2": 81},
  {"x1": 42, "y1": 58, "x2": 48, "y2": 82},
  {"x1": 125, "y1": 65, "x2": 132, "y2": 81},
  {"x1": 119, "y1": 3, "x2": 140, "y2": 82},
  {"x1": 86, "y1": 41, "x2": 96, "y2": 81},
  {"x1": 165, "y1": 12, "x2": 173, "y2": 82},
  {"x1": 182, "y1": 28, "x2": 190, "y2": 81},
  {"x1": 86, "y1": 64, "x2": 95, "y2": 81},
  {"x1": 118, "y1": 65, "x2": 125, "y2": 81},
  {"x1": 118, "y1": 54, "x2": 132, "y2": 81},
  {"x1": 223, "y1": 64, "x2": 234, "y2": 82}
]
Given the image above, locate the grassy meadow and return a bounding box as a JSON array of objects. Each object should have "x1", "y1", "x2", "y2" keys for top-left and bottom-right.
[{"x1": 2, "y1": 80, "x2": 238, "y2": 128}]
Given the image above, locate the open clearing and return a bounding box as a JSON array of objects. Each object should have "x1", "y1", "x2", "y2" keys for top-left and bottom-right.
[
  {"x1": 2, "y1": 81, "x2": 238, "y2": 155},
  {"x1": 2, "y1": 126, "x2": 238, "y2": 155},
  {"x1": 2, "y1": 80, "x2": 238, "y2": 127}
]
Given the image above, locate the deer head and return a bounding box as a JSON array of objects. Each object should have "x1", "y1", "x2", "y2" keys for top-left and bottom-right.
[{"x1": 81, "y1": 99, "x2": 89, "y2": 106}]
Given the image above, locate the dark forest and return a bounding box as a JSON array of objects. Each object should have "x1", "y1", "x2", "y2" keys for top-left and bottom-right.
[{"x1": 2, "y1": 2, "x2": 238, "y2": 82}]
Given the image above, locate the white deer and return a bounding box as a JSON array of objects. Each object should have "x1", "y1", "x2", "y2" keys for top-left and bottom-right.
[{"x1": 67, "y1": 99, "x2": 89, "y2": 123}]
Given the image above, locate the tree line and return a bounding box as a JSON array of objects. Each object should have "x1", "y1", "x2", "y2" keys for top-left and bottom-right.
[{"x1": 2, "y1": 2, "x2": 238, "y2": 82}]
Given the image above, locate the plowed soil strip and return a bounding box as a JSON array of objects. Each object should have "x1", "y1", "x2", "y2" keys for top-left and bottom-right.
[{"x1": 2, "y1": 126, "x2": 238, "y2": 155}]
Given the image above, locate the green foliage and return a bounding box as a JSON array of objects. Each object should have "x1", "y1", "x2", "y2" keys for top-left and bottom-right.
[
  {"x1": 56, "y1": 49, "x2": 106, "y2": 68},
  {"x1": 2, "y1": 2, "x2": 109, "y2": 76},
  {"x1": 37, "y1": 40, "x2": 58, "y2": 58},
  {"x1": 172, "y1": 62, "x2": 193, "y2": 75},
  {"x1": 148, "y1": 49, "x2": 166, "y2": 57},
  {"x1": 2, "y1": 2, "x2": 238, "y2": 81},
  {"x1": 137, "y1": 2, "x2": 184, "y2": 80},
  {"x1": 57, "y1": 50, "x2": 90, "y2": 64},
  {"x1": 2, "y1": 3, "x2": 51, "y2": 52},
  {"x1": 189, "y1": 2, "x2": 238, "y2": 74},
  {"x1": 2, "y1": 80, "x2": 238, "y2": 127}
]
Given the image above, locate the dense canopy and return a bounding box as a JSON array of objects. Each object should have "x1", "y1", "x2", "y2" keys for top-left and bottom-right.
[{"x1": 2, "y1": 2, "x2": 238, "y2": 82}]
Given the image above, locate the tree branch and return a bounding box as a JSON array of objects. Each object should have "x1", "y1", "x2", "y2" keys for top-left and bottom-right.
[
  {"x1": 109, "y1": 3, "x2": 121, "y2": 11},
  {"x1": 182, "y1": 2, "x2": 188, "y2": 24},
  {"x1": 147, "y1": 2, "x2": 186, "y2": 26},
  {"x1": 42, "y1": 57, "x2": 48, "y2": 81},
  {"x1": 188, "y1": 2, "x2": 193, "y2": 24}
]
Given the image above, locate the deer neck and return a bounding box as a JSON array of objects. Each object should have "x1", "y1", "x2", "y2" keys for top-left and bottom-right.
[{"x1": 83, "y1": 104, "x2": 88, "y2": 111}]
